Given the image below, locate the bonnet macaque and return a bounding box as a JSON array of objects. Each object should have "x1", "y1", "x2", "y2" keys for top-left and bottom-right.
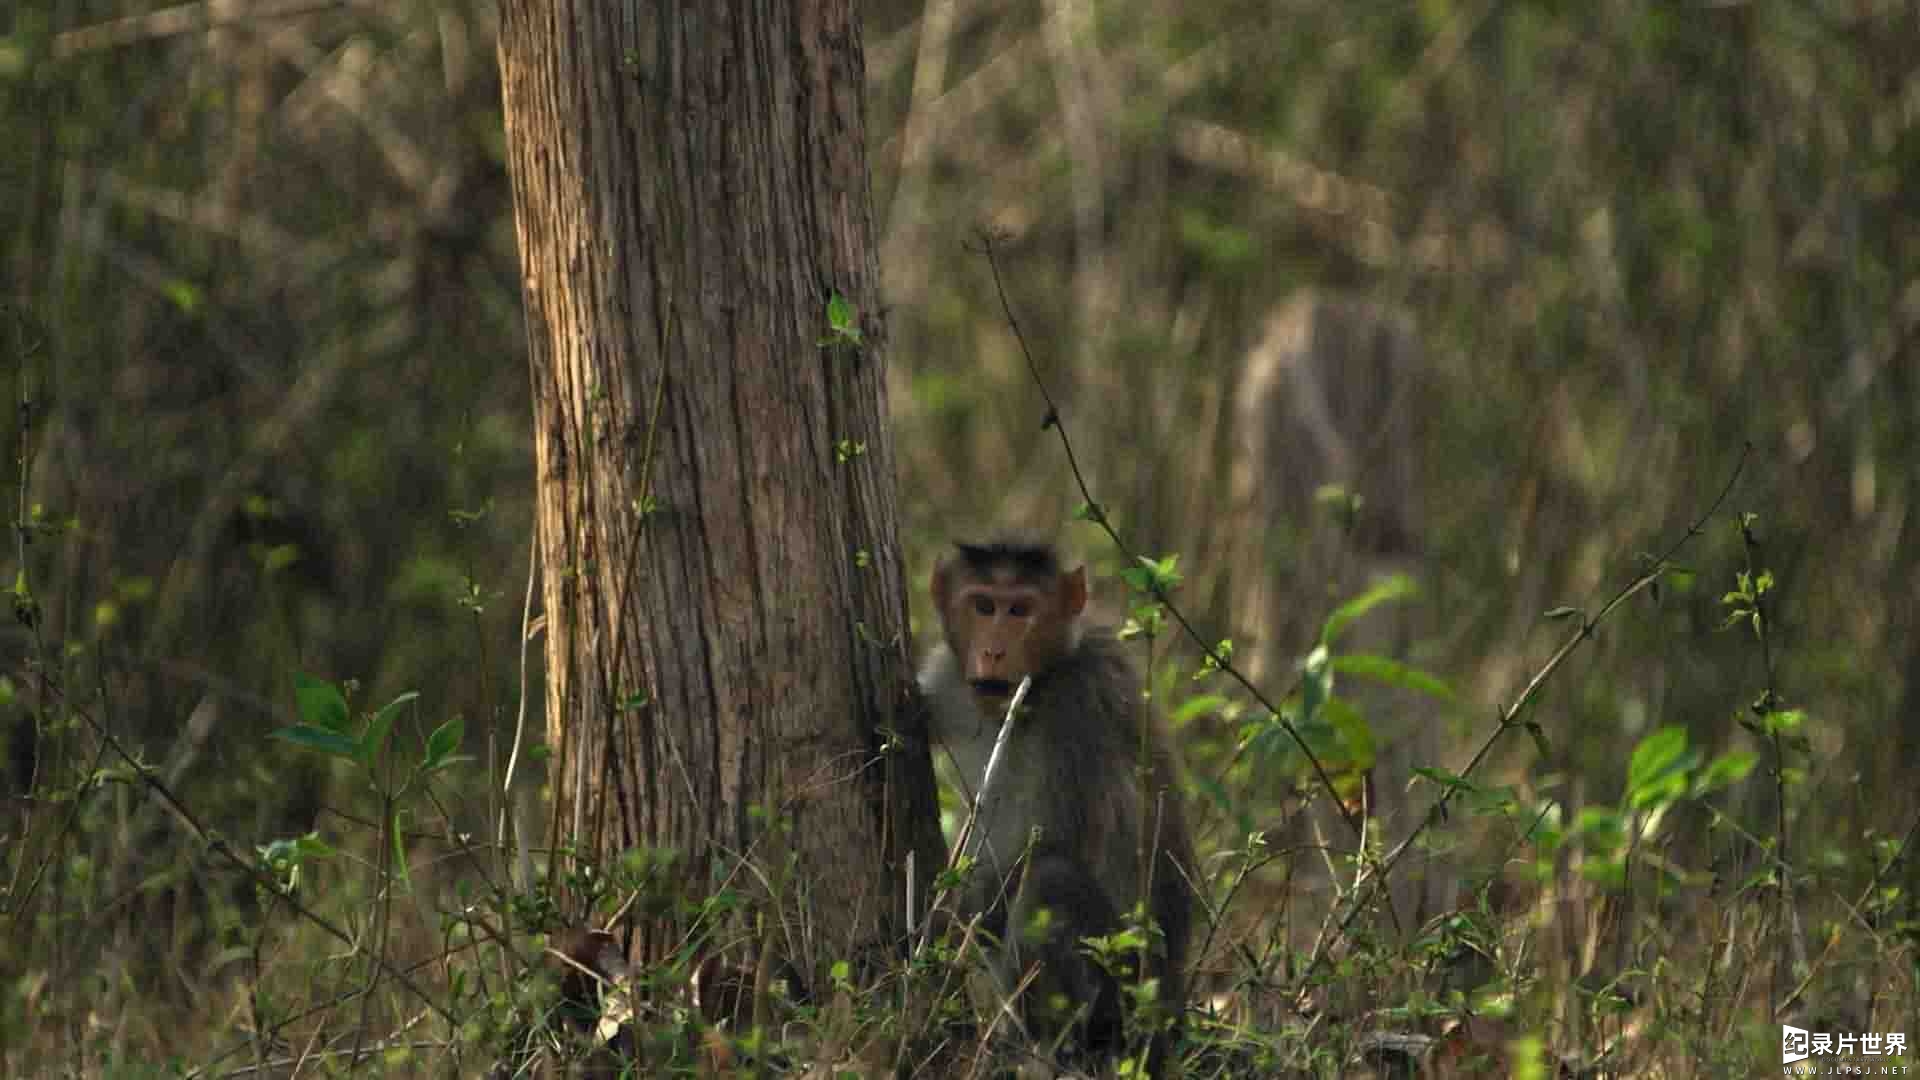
[{"x1": 921, "y1": 538, "x2": 1193, "y2": 1072}]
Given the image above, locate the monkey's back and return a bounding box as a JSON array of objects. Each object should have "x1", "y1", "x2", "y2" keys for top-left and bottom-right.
[{"x1": 1025, "y1": 630, "x2": 1193, "y2": 985}]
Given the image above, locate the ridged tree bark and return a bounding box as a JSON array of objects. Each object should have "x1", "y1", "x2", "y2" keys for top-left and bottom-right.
[{"x1": 496, "y1": 1, "x2": 941, "y2": 975}]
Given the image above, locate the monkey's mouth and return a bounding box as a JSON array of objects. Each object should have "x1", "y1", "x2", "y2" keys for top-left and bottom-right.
[{"x1": 970, "y1": 678, "x2": 1015, "y2": 699}]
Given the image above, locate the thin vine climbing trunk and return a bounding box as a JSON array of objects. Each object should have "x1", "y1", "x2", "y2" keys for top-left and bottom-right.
[{"x1": 496, "y1": 1, "x2": 941, "y2": 974}]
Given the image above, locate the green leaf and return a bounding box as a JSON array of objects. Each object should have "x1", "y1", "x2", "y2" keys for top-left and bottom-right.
[
  {"x1": 1331, "y1": 653, "x2": 1456, "y2": 702},
  {"x1": 271, "y1": 723, "x2": 361, "y2": 760},
  {"x1": 424, "y1": 715, "x2": 465, "y2": 772},
  {"x1": 1071, "y1": 501, "x2": 1106, "y2": 524},
  {"x1": 1192, "y1": 639, "x2": 1234, "y2": 680},
  {"x1": 91, "y1": 762, "x2": 147, "y2": 787},
  {"x1": 258, "y1": 837, "x2": 297, "y2": 868},
  {"x1": 827, "y1": 291, "x2": 854, "y2": 331},
  {"x1": 1241, "y1": 711, "x2": 1288, "y2": 760},
  {"x1": 162, "y1": 279, "x2": 202, "y2": 315},
  {"x1": 360, "y1": 691, "x2": 418, "y2": 766},
  {"x1": 1312, "y1": 483, "x2": 1354, "y2": 511},
  {"x1": 1320, "y1": 574, "x2": 1418, "y2": 645},
  {"x1": 1410, "y1": 765, "x2": 1474, "y2": 795},
  {"x1": 256, "y1": 543, "x2": 302, "y2": 574},
  {"x1": 0, "y1": 40, "x2": 27, "y2": 80},
  {"x1": 1321, "y1": 696, "x2": 1376, "y2": 770},
  {"x1": 389, "y1": 808, "x2": 413, "y2": 894},
  {"x1": 1581, "y1": 856, "x2": 1628, "y2": 890},
  {"x1": 1084, "y1": 926, "x2": 1148, "y2": 957},
  {"x1": 259, "y1": 830, "x2": 337, "y2": 871},
  {"x1": 1191, "y1": 775, "x2": 1249, "y2": 835},
  {"x1": 1298, "y1": 644, "x2": 1331, "y2": 728},
  {"x1": 1572, "y1": 806, "x2": 1626, "y2": 852},
  {"x1": 1171, "y1": 693, "x2": 1229, "y2": 725},
  {"x1": 1626, "y1": 726, "x2": 1696, "y2": 809},
  {"x1": 1543, "y1": 606, "x2": 1582, "y2": 621},
  {"x1": 1627, "y1": 726, "x2": 1687, "y2": 786},
  {"x1": 1761, "y1": 708, "x2": 1805, "y2": 735},
  {"x1": 1120, "y1": 553, "x2": 1183, "y2": 598},
  {"x1": 293, "y1": 832, "x2": 336, "y2": 860},
  {"x1": 819, "y1": 292, "x2": 863, "y2": 347},
  {"x1": 294, "y1": 673, "x2": 350, "y2": 732},
  {"x1": 1694, "y1": 750, "x2": 1757, "y2": 795}
]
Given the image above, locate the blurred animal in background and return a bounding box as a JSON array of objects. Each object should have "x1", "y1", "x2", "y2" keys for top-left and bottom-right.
[{"x1": 1228, "y1": 293, "x2": 1453, "y2": 942}]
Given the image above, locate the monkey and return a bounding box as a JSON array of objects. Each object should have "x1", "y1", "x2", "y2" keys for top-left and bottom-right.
[
  {"x1": 495, "y1": 927, "x2": 792, "y2": 1078},
  {"x1": 488, "y1": 926, "x2": 632, "y2": 1079},
  {"x1": 919, "y1": 537, "x2": 1194, "y2": 1074},
  {"x1": 550, "y1": 926, "x2": 626, "y2": 1033}
]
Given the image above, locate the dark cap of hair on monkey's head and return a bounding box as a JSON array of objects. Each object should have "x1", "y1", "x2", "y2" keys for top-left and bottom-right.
[{"x1": 951, "y1": 530, "x2": 1073, "y2": 577}]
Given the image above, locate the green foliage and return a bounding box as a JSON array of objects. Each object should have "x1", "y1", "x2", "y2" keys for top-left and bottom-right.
[
  {"x1": 1120, "y1": 551, "x2": 1183, "y2": 599},
  {"x1": 269, "y1": 720, "x2": 360, "y2": 760},
  {"x1": 275, "y1": 675, "x2": 440, "y2": 775},
  {"x1": 292, "y1": 672, "x2": 350, "y2": 732},
  {"x1": 1331, "y1": 653, "x2": 1456, "y2": 703},
  {"x1": 818, "y1": 290, "x2": 864, "y2": 349},
  {"x1": 423, "y1": 715, "x2": 465, "y2": 773},
  {"x1": 257, "y1": 832, "x2": 336, "y2": 894},
  {"x1": 1319, "y1": 573, "x2": 1417, "y2": 646},
  {"x1": 1176, "y1": 206, "x2": 1257, "y2": 273},
  {"x1": 7, "y1": 0, "x2": 1919, "y2": 1072},
  {"x1": 1192, "y1": 638, "x2": 1233, "y2": 680},
  {"x1": 1719, "y1": 565, "x2": 1773, "y2": 638},
  {"x1": 1522, "y1": 725, "x2": 1755, "y2": 891}
]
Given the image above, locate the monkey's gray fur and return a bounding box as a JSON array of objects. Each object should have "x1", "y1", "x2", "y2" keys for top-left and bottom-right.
[{"x1": 920, "y1": 626, "x2": 1193, "y2": 1069}]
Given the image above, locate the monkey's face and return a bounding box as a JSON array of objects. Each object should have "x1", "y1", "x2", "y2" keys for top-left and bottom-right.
[{"x1": 933, "y1": 557, "x2": 1088, "y2": 714}]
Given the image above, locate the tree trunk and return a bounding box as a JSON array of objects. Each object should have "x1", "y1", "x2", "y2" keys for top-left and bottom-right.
[{"x1": 496, "y1": 0, "x2": 941, "y2": 977}]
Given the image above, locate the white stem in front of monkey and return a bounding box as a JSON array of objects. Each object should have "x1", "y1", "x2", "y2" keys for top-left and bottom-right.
[
  {"x1": 914, "y1": 674, "x2": 1033, "y2": 963},
  {"x1": 950, "y1": 674, "x2": 1032, "y2": 870}
]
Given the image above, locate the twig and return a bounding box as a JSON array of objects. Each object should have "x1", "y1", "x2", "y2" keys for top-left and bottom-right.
[
  {"x1": 502, "y1": 530, "x2": 540, "y2": 894},
  {"x1": 951, "y1": 675, "x2": 1032, "y2": 869},
  {"x1": 39, "y1": 682, "x2": 460, "y2": 1027},
  {"x1": 971, "y1": 229, "x2": 1362, "y2": 841},
  {"x1": 1297, "y1": 442, "x2": 1751, "y2": 983},
  {"x1": 916, "y1": 676, "x2": 1032, "y2": 960}
]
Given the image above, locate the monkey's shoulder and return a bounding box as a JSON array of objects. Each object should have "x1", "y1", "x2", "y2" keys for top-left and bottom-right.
[
  {"x1": 914, "y1": 640, "x2": 964, "y2": 696},
  {"x1": 1028, "y1": 628, "x2": 1146, "y2": 714},
  {"x1": 1060, "y1": 625, "x2": 1139, "y2": 675}
]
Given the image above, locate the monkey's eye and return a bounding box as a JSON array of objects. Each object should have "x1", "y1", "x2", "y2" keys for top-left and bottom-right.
[
  {"x1": 971, "y1": 595, "x2": 995, "y2": 615},
  {"x1": 1008, "y1": 601, "x2": 1031, "y2": 617}
]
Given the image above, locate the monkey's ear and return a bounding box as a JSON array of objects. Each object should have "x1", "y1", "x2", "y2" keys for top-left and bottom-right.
[
  {"x1": 1060, "y1": 565, "x2": 1088, "y2": 616},
  {"x1": 931, "y1": 558, "x2": 952, "y2": 613}
]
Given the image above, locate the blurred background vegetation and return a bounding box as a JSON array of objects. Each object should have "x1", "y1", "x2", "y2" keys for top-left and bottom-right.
[{"x1": 3, "y1": 0, "x2": 1916, "y2": 1072}]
